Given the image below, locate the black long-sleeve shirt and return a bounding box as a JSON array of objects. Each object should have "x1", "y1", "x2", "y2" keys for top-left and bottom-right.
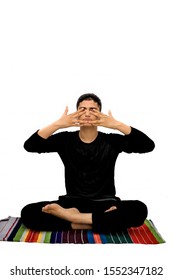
[{"x1": 24, "y1": 127, "x2": 155, "y2": 198}]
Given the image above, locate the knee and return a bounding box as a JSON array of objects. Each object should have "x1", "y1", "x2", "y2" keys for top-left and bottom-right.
[
  {"x1": 133, "y1": 200, "x2": 148, "y2": 226},
  {"x1": 20, "y1": 204, "x2": 31, "y2": 226},
  {"x1": 20, "y1": 203, "x2": 39, "y2": 229},
  {"x1": 21, "y1": 204, "x2": 28, "y2": 218},
  {"x1": 136, "y1": 200, "x2": 148, "y2": 216},
  {"x1": 21, "y1": 203, "x2": 32, "y2": 218}
]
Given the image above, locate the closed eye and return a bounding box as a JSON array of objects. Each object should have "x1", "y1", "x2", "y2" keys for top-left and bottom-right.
[
  {"x1": 90, "y1": 107, "x2": 97, "y2": 111},
  {"x1": 79, "y1": 107, "x2": 98, "y2": 111}
]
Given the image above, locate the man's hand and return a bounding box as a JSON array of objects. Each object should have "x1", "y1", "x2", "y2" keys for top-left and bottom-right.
[
  {"x1": 38, "y1": 107, "x2": 131, "y2": 139},
  {"x1": 38, "y1": 107, "x2": 85, "y2": 139},
  {"x1": 57, "y1": 106, "x2": 85, "y2": 128},
  {"x1": 87, "y1": 109, "x2": 119, "y2": 129},
  {"x1": 88, "y1": 109, "x2": 131, "y2": 135}
]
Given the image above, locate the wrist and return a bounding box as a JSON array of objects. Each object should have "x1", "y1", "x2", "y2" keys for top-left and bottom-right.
[
  {"x1": 52, "y1": 121, "x2": 63, "y2": 130},
  {"x1": 114, "y1": 122, "x2": 131, "y2": 135},
  {"x1": 38, "y1": 122, "x2": 61, "y2": 139}
]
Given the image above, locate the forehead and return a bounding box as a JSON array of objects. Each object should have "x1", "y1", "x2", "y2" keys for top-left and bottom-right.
[{"x1": 78, "y1": 99, "x2": 99, "y2": 109}]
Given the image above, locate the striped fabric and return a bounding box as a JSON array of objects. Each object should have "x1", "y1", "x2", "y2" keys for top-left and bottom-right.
[{"x1": 0, "y1": 217, "x2": 165, "y2": 244}]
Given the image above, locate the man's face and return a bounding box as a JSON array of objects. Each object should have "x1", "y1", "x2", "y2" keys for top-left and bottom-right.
[{"x1": 77, "y1": 100, "x2": 100, "y2": 123}]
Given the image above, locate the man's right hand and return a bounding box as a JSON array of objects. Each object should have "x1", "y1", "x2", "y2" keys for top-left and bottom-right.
[
  {"x1": 37, "y1": 107, "x2": 85, "y2": 139},
  {"x1": 57, "y1": 106, "x2": 85, "y2": 129}
]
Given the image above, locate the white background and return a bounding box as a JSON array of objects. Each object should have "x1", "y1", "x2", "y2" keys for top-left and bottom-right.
[{"x1": 0, "y1": 1, "x2": 173, "y2": 279}]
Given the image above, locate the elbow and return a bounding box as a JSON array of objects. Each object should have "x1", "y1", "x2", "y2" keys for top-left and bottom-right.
[
  {"x1": 23, "y1": 141, "x2": 33, "y2": 152},
  {"x1": 23, "y1": 141, "x2": 30, "y2": 152},
  {"x1": 137, "y1": 139, "x2": 155, "y2": 153},
  {"x1": 23, "y1": 140, "x2": 42, "y2": 153},
  {"x1": 23, "y1": 131, "x2": 42, "y2": 153}
]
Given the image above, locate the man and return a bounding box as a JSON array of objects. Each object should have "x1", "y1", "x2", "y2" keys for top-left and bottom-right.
[{"x1": 21, "y1": 93, "x2": 155, "y2": 233}]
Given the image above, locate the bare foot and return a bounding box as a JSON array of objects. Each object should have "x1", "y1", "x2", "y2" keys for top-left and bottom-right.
[
  {"x1": 42, "y1": 203, "x2": 92, "y2": 225},
  {"x1": 71, "y1": 223, "x2": 92, "y2": 230},
  {"x1": 42, "y1": 203, "x2": 80, "y2": 221},
  {"x1": 104, "y1": 206, "x2": 117, "y2": 212}
]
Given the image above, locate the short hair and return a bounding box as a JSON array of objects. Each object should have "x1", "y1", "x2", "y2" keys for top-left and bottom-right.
[{"x1": 76, "y1": 93, "x2": 102, "y2": 111}]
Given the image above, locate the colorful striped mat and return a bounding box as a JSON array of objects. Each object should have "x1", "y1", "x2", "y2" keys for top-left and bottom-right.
[{"x1": 0, "y1": 217, "x2": 165, "y2": 244}]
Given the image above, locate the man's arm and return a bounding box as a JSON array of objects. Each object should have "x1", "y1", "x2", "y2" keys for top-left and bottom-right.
[
  {"x1": 24, "y1": 107, "x2": 85, "y2": 153},
  {"x1": 89, "y1": 109, "x2": 131, "y2": 134},
  {"x1": 38, "y1": 106, "x2": 85, "y2": 139},
  {"x1": 89, "y1": 109, "x2": 155, "y2": 153}
]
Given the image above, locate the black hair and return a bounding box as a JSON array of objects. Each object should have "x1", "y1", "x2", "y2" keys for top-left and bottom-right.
[{"x1": 76, "y1": 93, "x2": 102, "y2": 111}]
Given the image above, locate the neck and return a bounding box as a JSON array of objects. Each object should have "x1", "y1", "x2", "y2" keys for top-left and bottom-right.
[{"x1": 79, "y1": 127, "x2": 98, "y2": 143}]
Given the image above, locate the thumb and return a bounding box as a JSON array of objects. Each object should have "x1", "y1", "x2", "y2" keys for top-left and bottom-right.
[
  {"x1": 108, "y1": 110, "x2": 113, "y2": 117},
  {"x1": 63, "y1": 106, "x2": 69, "y2": 115}
]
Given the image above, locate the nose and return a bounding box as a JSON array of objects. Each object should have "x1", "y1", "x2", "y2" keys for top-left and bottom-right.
[{"x1": 84, "y1": 109, "x2": 91, "y2": 117}]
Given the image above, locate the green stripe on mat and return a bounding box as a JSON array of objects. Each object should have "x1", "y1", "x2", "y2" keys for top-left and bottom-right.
[
  {"x1": 104, "y1": 230, "x2": 132, "y2": 244},
  {"x1": 145, "y1": 219, "x2": 165, "y2": 243},
  {"x1": 44, "y1": 231, "x2": 52, "y2": 243},
  {"x1": 13, "y1": 224, "x2": 26, "y2": 241},
  {"x1": 121, "y1": 231, "x2": 133, "y2": 243},
  {"x1": 106, "y1": 232, "x2": 122, "y2": 243}
]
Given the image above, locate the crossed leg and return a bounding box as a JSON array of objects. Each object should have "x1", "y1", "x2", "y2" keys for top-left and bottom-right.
[{"x1": 42, "y1": 203, "x2": 117, "y2": 230}]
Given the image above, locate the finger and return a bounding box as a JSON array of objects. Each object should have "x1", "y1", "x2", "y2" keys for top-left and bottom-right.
[
  {"x1": 68, "y1": 108, "x2": 84, "y2": 118},
  {"x1": 77, "y1": 108, "x2": 86, "y2": 116},
  {"x1": 75, "y1": 108, "x2": 86, "y2": 119},
  {"x1": 73, "y1": 122, "x2": 81, "y2": 127},
  {"x1": 73, "y1": 121, "x2": 91, "y2": 127},
  {"x1": 73, "y1": 108, "x2": 85, "y2": 116},
  {"x1": 80, "y1": 123, "x2": 94, "y2": 127},
  {"x1": 77, "y1": 119, "x2": 94, "y2": 126},
  {"x1": 87, "y1": 120, "x2": 101, "y2": 126},
  {"x1": 89, "y1": 110, "x2": 102, "y2": 119},
  {"x1": 72, "y1": 115, "x2": 86, "y2": 126}
]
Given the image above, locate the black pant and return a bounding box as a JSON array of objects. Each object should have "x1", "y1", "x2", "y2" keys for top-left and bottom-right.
[{"x1": 21, "y1": 196, "x2": 148, "y2": 233}]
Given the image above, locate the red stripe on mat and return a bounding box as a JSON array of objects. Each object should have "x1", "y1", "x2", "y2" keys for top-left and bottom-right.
[
  {"x1": 141, "y1": 223, "x2": 159, "y2": 244},
  {"x1": 93, "y1": 233, "x2": 102, "y2": 243},
  {"x1": 128, "y1": 224, "x2": 158, "y2": 244},
  {"x1": 25, "y1": 230, "x2": 40, "y2": 242}
]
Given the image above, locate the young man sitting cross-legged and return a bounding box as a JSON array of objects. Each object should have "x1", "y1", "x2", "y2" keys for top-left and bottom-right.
[{"x1": 21, "y1": 93, "x2": 155, "y2": 233}]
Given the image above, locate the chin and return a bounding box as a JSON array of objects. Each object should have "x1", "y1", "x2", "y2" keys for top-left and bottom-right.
[{"x1": 83, "y1": 124, "x2": 92, "y2": 127}]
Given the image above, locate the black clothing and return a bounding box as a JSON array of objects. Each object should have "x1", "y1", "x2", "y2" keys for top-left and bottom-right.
[
  {"x1": 21, "y1": 197, "x2": 148, "y2": 233},
  {"x1": 24, "y1": 127, "x2": 155, "y2": 198},
  {"x1": 21, "y1": 127, "x2": 154, "y2": 232}
]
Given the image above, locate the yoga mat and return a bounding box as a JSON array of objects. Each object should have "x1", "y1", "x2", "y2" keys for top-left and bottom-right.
[{"x1": 0, "y1": 217, "x2": 165, "y2": 244}]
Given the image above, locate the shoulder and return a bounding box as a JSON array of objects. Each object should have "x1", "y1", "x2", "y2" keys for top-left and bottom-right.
[
  {"x1": 50, "y1": 130, "x2": 78, "y2": 142},
  {"x1": 52, "y1": 130, "x2": 78, "y2": 137},
  {"x1": 98, "y1": 131, "x2": 124, "y2": 145},
  {"x1": 98, "y1": 131, "x2": 123, "y2": 139}
]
